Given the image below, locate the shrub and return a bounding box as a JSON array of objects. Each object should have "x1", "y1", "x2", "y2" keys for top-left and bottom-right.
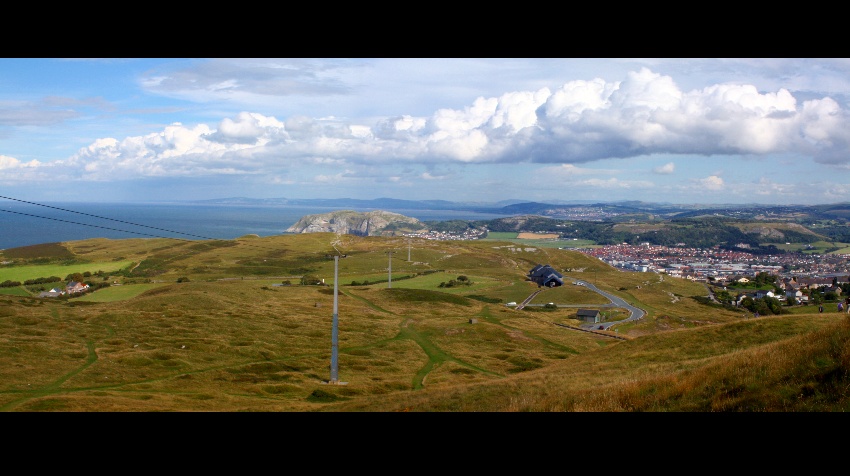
[{"x1": 439, "y1": 278, "x2": 473, "y2": 288}]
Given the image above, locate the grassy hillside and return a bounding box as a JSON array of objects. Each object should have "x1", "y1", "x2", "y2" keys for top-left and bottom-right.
[{"x1": 0, "y1": 233, "x2": 847, "y2": 412}]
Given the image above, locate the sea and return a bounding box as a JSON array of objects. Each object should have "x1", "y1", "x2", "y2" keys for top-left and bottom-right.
[{"x1": 0, "y1": 200, "x2": 512, "y2": 250}]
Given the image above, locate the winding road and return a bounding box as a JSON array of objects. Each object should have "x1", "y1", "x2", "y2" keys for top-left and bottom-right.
[
  {"x1": 571, "y1": 279, "x2": 645, "y2": 330},
  {"x1": 520, "y1": 277, "x2": 646, "y2": 331}
]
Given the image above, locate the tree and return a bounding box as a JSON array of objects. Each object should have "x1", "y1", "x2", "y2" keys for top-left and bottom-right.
[
  {"x1": 763, "y1": 296, "x2": 783, "y2": 314},
  {"x1": 753, "y1": 299, "x2": 772, "y2": 315},
  {"x1": 715, "y1": 289, "x2": 733, "y2": 304},
  {"x1": 754, "y1": 272, "x2": 776, "y2": 286},
  {"x1": 300, "y1": 275, "x2": 322, "y2": 285}
]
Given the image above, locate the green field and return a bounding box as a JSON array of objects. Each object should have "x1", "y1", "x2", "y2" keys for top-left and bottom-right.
[
  {"x1": 770, "y1": 240, "x2": 850, "y2": 254},
  {"x1": 485, "y1": 232, "x2": 519, "y2": 240},
  {"x1": 0, "y1": 287, "x2": 32, "y2": 297},
  {"x1": 365, "y1": 271, "x2": 500, "y2": 293},
  {"x1": 0, "y1": 260, "x2": 133, "y2": 283}
]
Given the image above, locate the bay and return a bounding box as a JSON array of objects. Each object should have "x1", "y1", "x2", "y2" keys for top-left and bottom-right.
[{"x1": 0, "y1": 201, "x2": 512, "y2": 250}]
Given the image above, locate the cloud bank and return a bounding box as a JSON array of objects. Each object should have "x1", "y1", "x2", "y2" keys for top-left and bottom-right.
[{"x1": 1, "y1": 60, "x2": 848, "y2": 205}]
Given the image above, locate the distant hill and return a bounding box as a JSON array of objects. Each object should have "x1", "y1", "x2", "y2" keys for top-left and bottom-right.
[
  {"x1": 200, "y1": 197, "x2": 850, "y2": 247},
  {"x1": 285, "y1": 210, "x2": 428, "y2": 236},
  {"x1": 196, "y1": 196, "x2": 850, "y2": 222}
]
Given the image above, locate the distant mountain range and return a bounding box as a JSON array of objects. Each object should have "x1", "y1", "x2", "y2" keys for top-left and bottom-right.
[
  {"x1": 193, "y1": 197, "x2": 850, "y2": 222},
  {"x1": 194, "y1": 196, "x2": 528, "y2": 211}
]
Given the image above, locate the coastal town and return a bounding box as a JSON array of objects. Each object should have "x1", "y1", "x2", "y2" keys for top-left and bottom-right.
[
  {"x1": 579, "y1": 242, "x2": 850, "y2": 282},
  {"x1": 401, "y1": 228, "x2": 850, "y2": 287}
]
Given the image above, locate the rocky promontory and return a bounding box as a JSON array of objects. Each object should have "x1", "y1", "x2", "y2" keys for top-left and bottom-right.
[{"x1": 285, "y1": 210, "x2": 429, "y2": 236}]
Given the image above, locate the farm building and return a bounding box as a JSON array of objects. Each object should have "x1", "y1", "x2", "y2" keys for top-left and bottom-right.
[
  {"x1": 528, "y1": 264, "x2": 564, "y2": 287},
  {"x1": 576, "y1": 309, "x2": 601, "y2": 323}
]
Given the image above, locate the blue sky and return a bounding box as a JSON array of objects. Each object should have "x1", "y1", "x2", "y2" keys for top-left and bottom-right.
[{"x1": 2, "y1": 58, "x2": 850, "y2": 205}]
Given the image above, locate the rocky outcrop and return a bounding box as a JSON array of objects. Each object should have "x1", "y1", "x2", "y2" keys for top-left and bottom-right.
[{"x1": 285, "y1": 210, "x2": 429, "y2": 236}]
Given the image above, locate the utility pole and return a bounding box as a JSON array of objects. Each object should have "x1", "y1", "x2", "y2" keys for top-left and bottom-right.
[
  {"x1": 330, "y1": 254, "x2": 340, "y2": 383},
  {"x1": 325, "y1": 248, "x2": 347, "y2": 385}
]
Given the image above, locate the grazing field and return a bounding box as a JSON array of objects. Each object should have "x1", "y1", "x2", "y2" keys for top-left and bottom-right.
[
  {"x1": 0, "y1": 287, "x2": 31, "y2": 297},
  {"x1": 485, "y1": 232, "x2": 519, "y2": 240},
  {"x1": 772, "y1": 240, "x2": 850, "y2": 254},
  {"x1": 1, "y1": 233, "x2": 848, "y2": 412}
]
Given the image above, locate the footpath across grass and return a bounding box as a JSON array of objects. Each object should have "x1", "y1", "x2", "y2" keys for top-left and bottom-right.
[{"x1": 74, "y1": 283, "x2": 171, "y2": 302}]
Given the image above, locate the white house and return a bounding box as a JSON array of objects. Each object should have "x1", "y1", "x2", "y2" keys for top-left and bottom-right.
[
  {"x1": 785, "y1": 289, "x2": 803, "y2": 304},
  {"x1": 754, "y1": 290, "x2": 775, "y2": 299},
  {"x1": 65, "y1": 281, "x2": 89, "y2": 294}
]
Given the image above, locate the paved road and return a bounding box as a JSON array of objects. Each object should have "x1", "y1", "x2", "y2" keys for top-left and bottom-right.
[
  {"x1": 568, "y1": 278, "x2": 645, "y2": 330},
  {"x1": 516, "y1": 278, "x2": 646, "y2": 331},
  {"x1": 703, "y1": 283, "x2": 720, "y2": 303}
]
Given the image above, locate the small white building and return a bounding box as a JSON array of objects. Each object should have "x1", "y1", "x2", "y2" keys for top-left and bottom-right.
[{"x1": 754, "y1": 290, "x2": 775, "y2": 299}]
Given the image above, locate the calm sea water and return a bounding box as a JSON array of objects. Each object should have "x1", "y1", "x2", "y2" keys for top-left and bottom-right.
[{"x1": 0, "y1": 201, "x2": 511, "y2": 250}]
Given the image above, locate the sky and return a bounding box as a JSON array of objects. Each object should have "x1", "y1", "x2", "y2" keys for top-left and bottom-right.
[{"x1": 2, "y1": 57, "x2": 850, "y2": 206}]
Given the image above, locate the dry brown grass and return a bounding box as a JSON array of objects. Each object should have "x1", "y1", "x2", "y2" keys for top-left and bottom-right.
[
  {"x1": 2, "y1": 234, "x2": 849, "y2": 412},
  {"x1": 516, "y1": 232, "x2": 560, "y2": 239}
]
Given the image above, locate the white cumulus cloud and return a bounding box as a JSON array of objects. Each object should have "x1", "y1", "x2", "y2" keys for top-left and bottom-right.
[
  {"x1": 4, "y1": 65, "x2": 850, "y2": 197},
  {"x1": 653, "y1": 162, "x2": 675, "y2": 174},
  {"x1": 696, "y1": 175, "x2": 725, "y2": 190}
]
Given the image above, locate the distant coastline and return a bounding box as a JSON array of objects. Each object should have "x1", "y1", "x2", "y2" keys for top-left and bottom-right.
[
  {"x1": 0, "y1": 200, "x2": 512, "y2": 250},
  {"x1": 3, "y1": 197, "x2": 850, "y2": 250}
]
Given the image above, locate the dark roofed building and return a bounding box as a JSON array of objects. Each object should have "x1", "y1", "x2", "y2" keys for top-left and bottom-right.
[
  {"x1": 528, "y1": 264, "x2": 564, "y2": 288},
  {"x1": 66, "y1": 281, "x2": 89, "y2": 294},
  {"x1": 576, "y1": 309, "x2": 601, "y2": 323}
]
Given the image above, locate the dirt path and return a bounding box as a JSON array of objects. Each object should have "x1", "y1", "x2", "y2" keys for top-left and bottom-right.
[{"x1": 515, "y1": 289, "x2": 543, "y2": 310}]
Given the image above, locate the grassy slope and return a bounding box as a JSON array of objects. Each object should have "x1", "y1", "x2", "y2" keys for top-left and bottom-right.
[
  {"x1": 74, "y1": 283, "x2": 172, "y2": 302},
  {"x1": 0, "y1": 233, "x2": 847, "y2": 412},
  {"x1": 0, "y1": 260, "x2": 134, "y2": 283}
]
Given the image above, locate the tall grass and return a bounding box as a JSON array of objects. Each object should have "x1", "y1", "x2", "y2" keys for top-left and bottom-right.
[{"x1": 1, "y1": 234, "x2": 848, "y2": 412}]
